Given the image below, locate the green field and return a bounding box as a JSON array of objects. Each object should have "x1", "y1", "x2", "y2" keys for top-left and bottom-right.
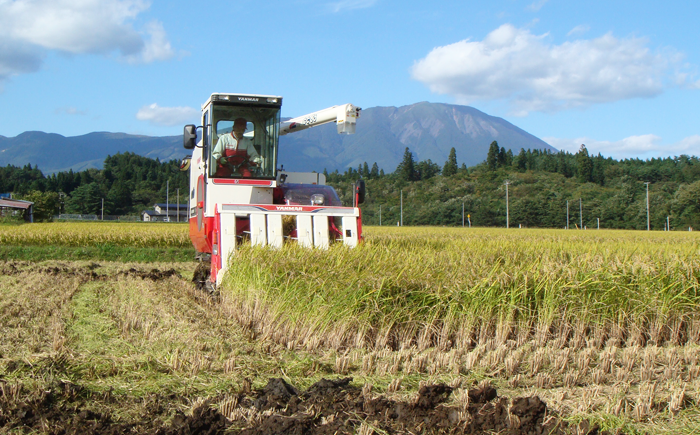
[{"x1": 1, "y1": 222, "x2": 698, "y2": 433}]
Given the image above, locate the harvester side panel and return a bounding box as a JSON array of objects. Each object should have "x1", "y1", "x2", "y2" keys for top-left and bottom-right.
[
  {"x1": 219, "y1": 213, "x2": 238, "y2": 273},
  {"x1": 342, "y1": 216, "x2": 359, "y2": 247},
  {"x1": 267, "y1": 215, "x2": 284, "y2": 248},
  {"x1": 296, "y1": 215, "x2": 314, "y2": 247},
  {"x1": 250, "y1": 214, "x2": 267, "y2": 246},
  {"x1": 312, "y1": 215, "x2": 330, "y2": 249}
]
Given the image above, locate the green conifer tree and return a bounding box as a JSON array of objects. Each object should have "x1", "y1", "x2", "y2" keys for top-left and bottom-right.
[
  {"x1": 486, "y1": 141, "x2": 499, "y2": 170},
  {"x1": 443, "y1": 147, "x2": 458, "y2": 176},
  {"x1": 370, "y1": 162, "x2": 379, "y2": 179},
  {"x1": 576, "y1": 144, "x2": 593, "y2": 183},
  {"x1": 396, "y1": 147, "x2": 417, "y2": 181}
]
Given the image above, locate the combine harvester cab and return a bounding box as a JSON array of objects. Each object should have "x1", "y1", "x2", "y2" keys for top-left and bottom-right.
[{"x1": 181, "y1": 93, "x2": 364, "y2": 288}]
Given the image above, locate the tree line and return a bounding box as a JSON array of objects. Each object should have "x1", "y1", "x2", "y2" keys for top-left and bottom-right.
[
  {"x1": 1, "y1": 153, "x2": 187, "y2": 221},
  {"x1": 3, "y1": 143, "x2": 700, "y2": 229},
  {"x1": 327, "y1": 142, "x2": 700, "y2": 230}
]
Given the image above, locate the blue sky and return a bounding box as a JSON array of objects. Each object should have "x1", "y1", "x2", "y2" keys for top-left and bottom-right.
[{"x1": 1, "y1": 0, "x2": 699, "y2": 160}]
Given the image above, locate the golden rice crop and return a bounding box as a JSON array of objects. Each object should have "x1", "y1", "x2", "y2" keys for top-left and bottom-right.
[
  {"x1": 0, "y1": 222, "x2": 191, "y2": 248},
  {"x1": 222, "y1": 226, "x2": 700, "y2": 351}
]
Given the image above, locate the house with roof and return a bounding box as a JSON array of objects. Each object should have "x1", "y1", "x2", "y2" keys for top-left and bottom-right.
[
  {"x1": 0, "y1": 196, "x2": 35, "y2": 222},
  {"x1": 142, "y1": 203, "x2": 188, "y2": 222}
]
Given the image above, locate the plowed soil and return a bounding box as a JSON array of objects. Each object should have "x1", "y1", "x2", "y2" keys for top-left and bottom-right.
[{"x1": 0, "y1": 377, "x2": 611, "y2": 434}]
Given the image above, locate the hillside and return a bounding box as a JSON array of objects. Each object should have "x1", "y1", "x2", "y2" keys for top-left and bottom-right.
[
  {"x1": 0, "y1": 103, "x2": 554, "y2": 174},
  {"x1": 325, "y1": 149, "x2": 700, "y2": 231}
]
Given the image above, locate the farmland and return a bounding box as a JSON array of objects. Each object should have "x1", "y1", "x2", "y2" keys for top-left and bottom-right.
[{"x1": 1, "y1": 223, "x2": 699, "y2": 433}]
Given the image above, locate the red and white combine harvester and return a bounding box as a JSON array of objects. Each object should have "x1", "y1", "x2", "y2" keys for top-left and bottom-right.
[{"x1": 181, "y1": 93, "x2": 365, "y2": 290}]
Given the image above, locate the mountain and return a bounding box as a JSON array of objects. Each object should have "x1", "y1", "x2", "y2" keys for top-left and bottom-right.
[
  {"x1": 279, "y1": 102, "x2": 555, "y2": 172},
  {"x1": 0, "y1": 102, "x2": 555, "y2": 174}
]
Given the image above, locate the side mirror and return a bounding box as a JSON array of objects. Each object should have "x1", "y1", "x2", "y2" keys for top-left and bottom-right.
[
  {"x1": 355, "y1": 179, "x2": 366, "y2": 205},
  {"x1": 183, "y1": 124, "x2": 197, "y2": 149}
]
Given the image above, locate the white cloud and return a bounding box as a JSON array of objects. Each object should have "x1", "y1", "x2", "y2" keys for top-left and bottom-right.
[
  {"x1": 411, "y1": 24, "x2": 688, "y2": 115},
  {"x1": 567, "y1": 25, "x2": 590, "y2": 37},
  {"x1": 0, "y1": 39, "x2": 43, "y2": 83},
  {"x1": 543, "y1": 134, "x2": 700, "y2": 159},
  {"x1": 1, "y1": 0, "x2": 147, "y2": 54},
  {"x1": 676, "y1": 72, "x2": 700, "y2": 90},
  {"x1": 327, "y1": 0, "x2": 377, "y2": 13},
  {"x1": 0, "y1": 0, "x2": 176, "y2": 82},
  {"x1": 136, "y1": 103, "x2": 199, "y2": 127},
  {"x1": 124, "y1": 21, "x2": 174, "y2": 64},
  {"x1": 55, "y1": 106, "x2": 88, "y2": 116},
  {"x1": 526, "y1": 0, "x2": 548, "y2": 12}
]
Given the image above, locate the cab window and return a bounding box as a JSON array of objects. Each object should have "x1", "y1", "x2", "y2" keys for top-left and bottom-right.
[{"x1": 208, "y1": 105, "x2": 279, "y2": 179}]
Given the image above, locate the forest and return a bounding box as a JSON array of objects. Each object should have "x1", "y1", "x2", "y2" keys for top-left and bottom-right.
[
  {"x1": 0, "y1": 153, "x2": 187, "y2": 221},
  {"x1": 2, "y1": 142, "x2": 700, "y2": 230},
  {"x1": 327, "y1": 142, "x2": 700, "y2": 230}
]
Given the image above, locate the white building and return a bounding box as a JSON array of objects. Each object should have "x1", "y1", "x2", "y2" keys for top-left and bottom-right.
[{"x1": 142, "y1": 203, "x2": 188, "y2": 222}]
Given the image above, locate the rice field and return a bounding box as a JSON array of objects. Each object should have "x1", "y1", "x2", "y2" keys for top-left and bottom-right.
[
  {"x1": 0, "y1": 221, "x2": 191, "y2": 248},
  {"x1": 220, "y1": 226, "x2": 700, "y2": 432},
  {"x1": 1, "y1": 222, "x2": 699, "y2": 433},
  {"x1": 224, "y1": 226, "x2": 700, "y2": 351}
]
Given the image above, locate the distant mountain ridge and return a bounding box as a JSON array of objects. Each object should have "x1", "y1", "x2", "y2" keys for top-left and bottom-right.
[
  {"x1": 0, "y1": 102, "x2": 555, "y2": 174},
  {"x1": 0, "y1": 131, "x2": 182, "y2": 173}
]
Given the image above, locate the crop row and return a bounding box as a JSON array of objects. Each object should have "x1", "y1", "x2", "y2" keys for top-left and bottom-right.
[
  {"x1": 223, "y1": 227, "x2": 700, "y2": 351},
  {"x1": 0, "y1": 222, "x2": 191, "y2": 248}
]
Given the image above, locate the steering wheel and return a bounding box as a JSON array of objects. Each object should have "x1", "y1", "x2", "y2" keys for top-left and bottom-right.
[{"x1": 222, "y1": 154, "x2": 258, "y2": 174}]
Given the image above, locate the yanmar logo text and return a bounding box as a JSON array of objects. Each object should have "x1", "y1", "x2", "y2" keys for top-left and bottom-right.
[
  {"x1": 275, "y1": 206, "x2": 304, "y2": 211},
  {"x1": 238, "y1": 97, "x2": 259, "y2": 102}
]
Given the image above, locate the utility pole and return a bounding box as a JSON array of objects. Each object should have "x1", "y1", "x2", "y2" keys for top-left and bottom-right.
[
  {"x1": 504, "y1": 180, "x2": 510, "y2": 229},
  {"x1": 101, "y1": 198, "x2": 104, "y2": 221},
  {"x1": 667, "y1": 216, "x2": 670, "y2": 232},
  {"x1": 644, "y1": 182, "x2": 650, "y2": 231},
  {"x1": 166, "y1": 179, "x2": 170, "y2": 223},
  {"x1": 566, "y1": 200, "x2": 569, "y2": 230},
  {"x1": 597, "y1": 217, "x2": 600, "y2": 230},
  {"x1": 579, "y1": 198, "x2": 583, "y2": 229},
  {"x1": 177, "y1": 188, "x2": 180, "y2": 223},
  {"x1": 58, "y1": 192, "x2": 65, "y2": 216},
  {"x1": 379, "y1": 205, "x2": 381, "y2": 226},
  {"x1": 400, "y1": 190, "x2": 403, "y2": 227},
  {"x1": 462, "y1": 202, "x2": 465, "y2": 227}
]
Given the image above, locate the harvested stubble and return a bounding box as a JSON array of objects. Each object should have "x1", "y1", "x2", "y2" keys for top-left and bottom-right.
[
  {"x1": 2, "y1": 256, "x2": 699, "y2": 433},
  {"x1": 0, "y1": 261, "x2": 270, "y2": 402},
  {"x1": 221, "y1": 226, "x2": 700, "y2": 352}
]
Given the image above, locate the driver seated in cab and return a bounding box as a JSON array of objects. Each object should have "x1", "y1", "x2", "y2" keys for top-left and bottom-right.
[{"x1": 212, "y1": 117, "x2": 262, "y2": 177}]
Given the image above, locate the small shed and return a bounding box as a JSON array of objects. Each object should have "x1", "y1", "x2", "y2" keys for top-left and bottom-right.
[{"x1": 0, "y1": 198, "x2": 34, "y2": 222}]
